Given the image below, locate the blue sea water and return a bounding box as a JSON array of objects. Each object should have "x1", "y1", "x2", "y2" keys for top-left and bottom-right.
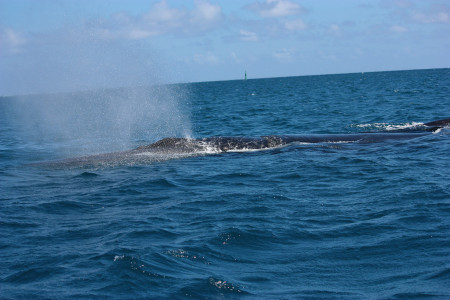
[{"x1": 1, "y1": 68, "x2": 449, "y2": 299}]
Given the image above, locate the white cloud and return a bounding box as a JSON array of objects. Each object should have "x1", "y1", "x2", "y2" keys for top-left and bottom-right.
[
  {"x1": 231, "y1": 52, "x2": 243, "y2": 64},
  {"x1": 144, "y1": 0, "x2": 184, "y2": 24},
  {"x1": 89, "y1": 27, "x2": 157, "y2": 41},
  {"x1": 5, "y1": 28, "x2": 26, "y2": 46},
  {"x1": 329, "y1": 24, "x2": 341, "y2": 36},
  {"x1": 0, "y1": 28, "x2": 27, "y2": 54},
  {"x1": 192, "y1": 0, "x2": 222, "y2": 23},
  {"x1": 143, "y1": 0, "x2": 222, "y2": 34},
  {"x1": 412, "y1": 11, "x2": 449, "y2": 24},
  {"x1": 390, "y1": 25, "x2": 408, "y2": 33},
  {"x1": 239, "y1": 30, "x2": 259, "y2": 42},
  {"x1": 379, "y1": 0, "x2": 414, "y2": 9},
  {"x1": 380, "y1": 1, "x2": 450, "y2": 25},
  {"x1": 192, "y1": 51, "x2": 220, "y2": 65},
  {"x1": 246, "y1": 0, "x2": 303, "y2": 18},
  {"x1": 127, "y1": 29, "x2": 156, "y2": 40},
  {"x1": 87, "y1": 0, "x2": 223, "y2": 41},
  {"x1": 273, "y1": 48, "x2": 295, "y2": 62},
  {"x1": 284, "y1": 19, "x2": 307, "y2": 31}
]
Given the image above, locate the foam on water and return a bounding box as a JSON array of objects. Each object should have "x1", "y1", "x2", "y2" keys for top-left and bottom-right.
[{"x1": 353, "y1": 122, "x2": 425, "y2": 131}]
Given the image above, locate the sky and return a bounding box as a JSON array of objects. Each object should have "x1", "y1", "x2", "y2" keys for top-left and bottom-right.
[{"x1": 0, "y1": 0, "x2": 449, "y2": 95}]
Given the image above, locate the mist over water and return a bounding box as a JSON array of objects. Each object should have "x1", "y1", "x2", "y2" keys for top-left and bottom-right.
[{"x1": 5, "y1": 84, "x2": 192, "y2": 157}]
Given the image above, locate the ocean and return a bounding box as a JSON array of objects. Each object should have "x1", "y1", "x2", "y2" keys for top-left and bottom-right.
[{"x1": 1, "y1": 68, "x2": 449, "y2": 299}]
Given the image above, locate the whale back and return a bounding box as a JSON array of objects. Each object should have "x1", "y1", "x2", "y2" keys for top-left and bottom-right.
[
  {"x1": 424, "y1": 118, "x2": 450, "y2": 128},
  {"x1": 134, "y1": 137, "x2": 204, "y2": 153}
]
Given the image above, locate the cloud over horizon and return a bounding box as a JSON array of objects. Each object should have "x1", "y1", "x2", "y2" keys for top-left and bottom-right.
[
  {"x1": 0, "y1": 0, "x2": 449, "y2": 95},
  {"x1": 86, "y1": 0, "x2": 223, "y2": 41},
  {"x1": 245, "y1": 0, "x2": 304, "y2": 18}
]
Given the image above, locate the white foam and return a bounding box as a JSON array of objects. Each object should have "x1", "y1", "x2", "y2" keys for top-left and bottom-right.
[
  {"x1": 196, "y1": 141, "x2": 222, "y2": 154},
  {"x1": 226, "y1": 147, "x2": 275, "y2": 153},
  {"x1": 353, "y1": 122, "x2": 424, "y2": 131},
  {"x1": 226, "y1": 143, "x2": 292, "y2": 153},
  {"x1": 432, "y1": 128, "x2": 444, "y2": 134},
  {"x1": 114, "y1": 255, "x2": 124, "y2": 261}
]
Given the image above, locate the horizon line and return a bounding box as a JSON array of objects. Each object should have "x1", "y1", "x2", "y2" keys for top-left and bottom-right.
[{"x1": 1, "y1": 67, "x2": 448, "y2": 98}]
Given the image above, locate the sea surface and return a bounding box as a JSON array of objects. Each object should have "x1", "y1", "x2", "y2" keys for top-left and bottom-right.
[{"x1": 1, "y1": 68, "x2": 449, "y2": 299}]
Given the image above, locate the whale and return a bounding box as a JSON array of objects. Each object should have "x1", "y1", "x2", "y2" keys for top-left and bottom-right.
[
  {"x1": 130, "y1": 118, "x2": 450, "y2": 153},
  {"x1": 33, "y1": 118, "x2": 450, "y2": 169}
]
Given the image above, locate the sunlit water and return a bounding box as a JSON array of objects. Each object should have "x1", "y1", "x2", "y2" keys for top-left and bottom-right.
[{"x1": 1, "y1": 69, "x2": 449, "y2": 299}]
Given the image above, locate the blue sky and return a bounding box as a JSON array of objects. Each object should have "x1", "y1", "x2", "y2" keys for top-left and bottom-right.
[{"x1": 1, "y1": 0, "x2": 449, "y2": 95}]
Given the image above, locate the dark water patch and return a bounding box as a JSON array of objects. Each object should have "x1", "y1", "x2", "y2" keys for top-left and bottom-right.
[
  {"x1": 287, "y1": 289, "x2": 363, "y2": 299},
  {"x1": 210, "y1": 171, "x2": 259, "y2": 181},
  {"x1": 2, "y1": 261, "x2": 69, "y2": 284},
  {"x1": 75, "y1": 171, "x2": 99, "y2": 178},
  {"x1": 0, "y1": 220, "x2": 39, "y2": 229},
  {"x1": 111, "y1": 187, "x2": 143, "y2": 196},
  {"x1": 141, "y1": 177, "x2": 179, "y2": 188},
  {"x1": 389, "y1": 292, "x2": 446, "y2": 299},
  {"x1": 33, "y1": 199, "x2": 95, "y2": 215},
  {"x1": 370, "y1": 270, "x2": 429, "y2": 285},
  {"x1": 341, "y1": 232, "x2": 449, "y2": 261},
  {"x1": 397, "y1": 213, "x2": 442, "y2": 226},
  {"x1": 124, "y1": 228, "x2": 178, "y2": 241},
  {"x1": 318, "y1": 221, "x2": 399, "y2": 239},
  {"x1": 237, "y1": 204, "x2": 271, "y2": 214},
  {"x1": 426, "y1": 267, "x2": 450, "y2": 280}
]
